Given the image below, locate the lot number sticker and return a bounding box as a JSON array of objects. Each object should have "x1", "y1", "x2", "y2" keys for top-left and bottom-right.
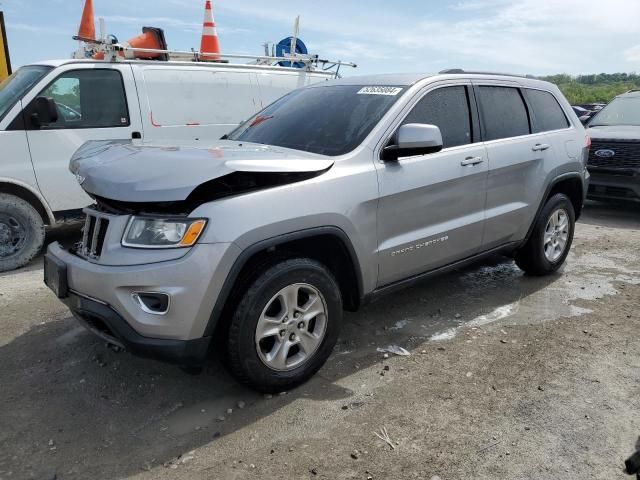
[{"x1": 357, "y1": 86, "x2": 403, "y2": 96}]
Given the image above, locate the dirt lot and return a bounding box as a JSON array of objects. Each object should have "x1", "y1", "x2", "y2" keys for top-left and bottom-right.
[{"x1": 0, "y1": 203, "x2": 638, "y2": 480}]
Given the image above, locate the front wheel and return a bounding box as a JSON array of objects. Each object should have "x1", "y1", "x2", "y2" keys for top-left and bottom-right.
[
  {"x1": 226, "y1": 258, "x2": 342, "y2": 393},
  {"x1": 0, "y1": 193, "x2": 46, "y2": 273},
  {"x1": 515, "y1": 193, "x2": 575, "y2": 276}
]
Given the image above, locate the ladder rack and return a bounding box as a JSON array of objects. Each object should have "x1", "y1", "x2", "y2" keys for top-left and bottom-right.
[{"x1": 93, "y1": 43, "x2": 357, "y2": 77}]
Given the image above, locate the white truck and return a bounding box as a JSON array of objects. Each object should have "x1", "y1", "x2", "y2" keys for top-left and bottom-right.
[{"x1": 0, "y1": 57, "x2": 342, "y2": 271}]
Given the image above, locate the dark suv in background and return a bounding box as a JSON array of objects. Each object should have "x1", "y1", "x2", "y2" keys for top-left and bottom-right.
[{"x1": 586, "y1": 90, "x2": 640, "y2": 203}]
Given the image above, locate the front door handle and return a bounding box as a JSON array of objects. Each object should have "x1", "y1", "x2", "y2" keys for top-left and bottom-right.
[
  {"x1": 532, "y1": 143, "x2": 551, "y2": 152},
  {"x1": 461, "y1": 156, "x2": 484, "y2": 166}
]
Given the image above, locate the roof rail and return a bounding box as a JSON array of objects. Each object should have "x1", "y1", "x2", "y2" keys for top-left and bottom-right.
[
  {"x1": 438, "y1": 68, "x2": 532, "y2": 79},
  {"x1": 625, "y1": 89, "x2": 640, "y2": 93}
]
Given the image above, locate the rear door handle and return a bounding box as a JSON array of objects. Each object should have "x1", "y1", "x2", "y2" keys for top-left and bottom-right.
[
  {"x1": 532, "y1": 143, "x2": 550, "y2": 152},
  {"x1": 461, "y1": 156, "x2": 484, "y2": 166}
]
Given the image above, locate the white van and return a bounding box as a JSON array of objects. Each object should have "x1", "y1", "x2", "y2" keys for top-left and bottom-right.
[{"x1": 0, "y1": 59, "x2": 335, "y2": 271}]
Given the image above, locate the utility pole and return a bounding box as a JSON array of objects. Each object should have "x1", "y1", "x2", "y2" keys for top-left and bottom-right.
[{"x1": 0, "y1": 11, "x2": 11, "y2": 80}]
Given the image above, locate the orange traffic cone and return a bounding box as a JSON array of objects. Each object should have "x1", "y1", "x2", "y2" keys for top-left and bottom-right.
[
  {"x1": 199, "y1": 0, "x2": 221, "y2": 61},
  {"x1": 93, "y1": 27, "x2": 168, "y2": 60},
  {"x1": 120, "y1": 27, "x2": 168, "y2": 59},
  {"x1": 77, "y1": 0, "x2": 96, "y2": 41}
]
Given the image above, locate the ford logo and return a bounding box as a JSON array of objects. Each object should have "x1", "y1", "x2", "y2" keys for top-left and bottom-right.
[{"x1": 595, "y1": 149, "x2": 615, "y2": 158}]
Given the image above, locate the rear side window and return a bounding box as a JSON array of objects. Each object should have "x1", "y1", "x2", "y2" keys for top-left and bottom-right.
[
  {"x1": 32, "y1": 69, "x2": 129, "y2": 129},
  {"x1": 525, "y1": 89, "x2": 569, "y2": 132},
  {"x1": 401, "y1": 86, "x2": 472, "y2": 148},
  {"x1": 477, "y1": 86, "x2": 530, "y2": 141}
]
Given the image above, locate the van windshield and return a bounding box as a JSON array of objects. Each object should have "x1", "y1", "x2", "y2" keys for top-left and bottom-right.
[
  {"x1": 589, "y1": 96, "x2": 640, "y2": 127},
  {"x1": 0, "y1": 65, "x2": 52, "y2": 122},
  {"x1": 227, "y1": 85, "x2": 406, "y2": 156}
]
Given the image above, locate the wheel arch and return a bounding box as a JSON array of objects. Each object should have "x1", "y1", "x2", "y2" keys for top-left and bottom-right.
[
  {"x1": 547, "y1": 174, "x2": 584, "y2": 220},
  {"x1": 203, "y1": 226, "x2": 364, "y2": 338},
  {"x1": 0, "y1": 178, "x2": 55, "y2": 225},
  {"x1": 521, "y1": 172, "x2": 584, "y2": 247}
]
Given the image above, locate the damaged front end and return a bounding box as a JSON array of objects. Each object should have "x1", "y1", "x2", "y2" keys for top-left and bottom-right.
[
  {"x1": 92, "y1": 169, "x2": 330, "y2": 216},
  {"x1": 70, "y1": 140, "x2": 334, "y2": 215}
]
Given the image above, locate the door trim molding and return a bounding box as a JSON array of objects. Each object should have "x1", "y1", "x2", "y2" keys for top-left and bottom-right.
[{"x1": 364, "y1": 241, "x2": 519, "y2": 304}]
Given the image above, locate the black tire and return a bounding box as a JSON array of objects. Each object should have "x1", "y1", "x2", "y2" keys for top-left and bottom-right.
[
  {"x1": 227, "y1": 257, "x2": 342, "y2": 393},
  {"x1": 515, "y1": 193, "x2": 575, "y2": 276},
  {"x1": 0, "y1": 193, "x2": 46, "y2": 273}
]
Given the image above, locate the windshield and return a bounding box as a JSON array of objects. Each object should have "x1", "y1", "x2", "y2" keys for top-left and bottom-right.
[
  {"x1": 227, "y1": 85, "x2": 406, "y2": 156},
  {"x1": 0, "y1": 65, "x2": 52, "y2": 122},
  {"x1": 588, "y1": 96, "x2": 640, "y2": 127}
]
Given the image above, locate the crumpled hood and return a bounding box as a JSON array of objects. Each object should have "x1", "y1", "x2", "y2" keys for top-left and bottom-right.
[
  {"x1": 587, "y1": 125, "x2": 640, "y2": 141},
  {"x1": 70, "y1": 140, "x2": 333, "y2": 202}
]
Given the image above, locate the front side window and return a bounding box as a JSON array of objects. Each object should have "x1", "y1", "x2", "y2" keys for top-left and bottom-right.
[
  {"x1": 0, "y1": 65, "x2": 51, "y2": 122},
  {"x1": 588, "y1": 96, "x2": 640, "y2": 127},
  {"x1": 32, "y1": 69, "x2": 129, "y2": 129},
  {"x1": 227, "y1": 85, "x2": 406, "y2": 156},
  {"x1": 525, "y1": 89, "x2": 569, "y2": 132},
  {"x1": 401, "y1": 86, "x2": 472, "y2": 148},
  {"x1": 477, "y1": 86, "x2": 530, "y2": 141}
]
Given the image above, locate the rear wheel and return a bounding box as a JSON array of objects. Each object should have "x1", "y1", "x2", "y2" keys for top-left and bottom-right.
[
  {"x1": 515, "y1": 193, "x2": 575, "y2": 276},
  {"x1": 0, "y1": 193, "x2": 45, "y2": 273},
  {"x1": 226, "y1": 258, "x2": 342, "y2": 393}
]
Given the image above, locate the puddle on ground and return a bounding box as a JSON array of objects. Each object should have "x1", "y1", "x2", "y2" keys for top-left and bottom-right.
[
  {"x1": 343, "y1": 225, "x2": 640, "y2": 351},
  {"x1": 426, "y1": 241, "x2": 640, "y2": 342}
]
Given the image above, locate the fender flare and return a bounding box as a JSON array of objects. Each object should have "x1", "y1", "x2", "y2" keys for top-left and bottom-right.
[
  {"x1": 0, "y1": 177, "x2": 56, "y2": 225},
  {"x1": 521, "y1": 171, "x2": 585, "y2": 246},
  {"x1": 203, "y1": 226, "x2": 364, "y2": 336}
]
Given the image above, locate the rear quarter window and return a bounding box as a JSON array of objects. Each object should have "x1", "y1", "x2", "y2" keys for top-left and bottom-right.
[
  {"x1": 477, "y1": 86, "x2": 530, "y2": 141},
  {"x1": 525, "y1": 88, "x2": 570, "y2": 132}
]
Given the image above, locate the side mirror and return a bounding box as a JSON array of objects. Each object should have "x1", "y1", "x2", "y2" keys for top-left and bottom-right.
[
  {"x1": 382, "y1": 123, "x2": 443, "y2": 161},
  {"x1": 30, "y1": 97, "x2": 58, "y2": 128}
]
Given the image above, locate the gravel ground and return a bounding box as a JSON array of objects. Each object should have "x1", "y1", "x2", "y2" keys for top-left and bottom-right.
[{"x1": 0, "y1": 202, "x2": 638, "y2": 480}]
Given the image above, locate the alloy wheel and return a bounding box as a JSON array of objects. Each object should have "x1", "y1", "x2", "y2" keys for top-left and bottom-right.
[
  {"x1": 255, "y1": 283, "x2": 328, "y2": 371},
  {"x1": 543, "y1": 208, "x2": 569, "y2": 262}
]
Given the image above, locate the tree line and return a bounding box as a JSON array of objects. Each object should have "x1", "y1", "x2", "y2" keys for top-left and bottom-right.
[{"x1": 539, "y1": 72, "x2": 640, "y2": 105}]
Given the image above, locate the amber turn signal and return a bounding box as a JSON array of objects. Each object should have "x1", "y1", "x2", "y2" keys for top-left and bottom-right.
[{"x1": 178, "y1": 219, "x2": 207, "y2": 247}]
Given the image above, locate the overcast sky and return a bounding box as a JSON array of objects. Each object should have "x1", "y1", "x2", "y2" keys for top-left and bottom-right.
[{"x1": 2, "y1": 0, "x2": 640, "y2": 76}]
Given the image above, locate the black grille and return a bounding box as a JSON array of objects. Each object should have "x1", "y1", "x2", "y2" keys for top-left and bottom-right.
[
  {"x1": 588, "y1": 139, "x2": 640, "y2": 171},
  {"x1": 81, "y1": 213, "x2": 110, "y2": 258},
  {"x1": 588, "y1": 184, "x2": 639, "y2": 200}
]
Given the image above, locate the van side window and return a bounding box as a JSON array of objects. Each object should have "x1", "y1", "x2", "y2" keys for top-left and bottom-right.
[
  {"x1": 477, "y1": 86, "x2": 530, "y2": 141},
  {"x1": 30, "y1": 69, "x2": 129, "y2": 129},
  {"x1": 401, "y1": 86, "x2": 472, "y2": 148},
  {"x1": 524, "y1": 89, "x2": 570, "y2": 132}
]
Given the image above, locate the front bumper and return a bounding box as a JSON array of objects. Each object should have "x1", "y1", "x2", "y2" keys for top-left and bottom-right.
[
  {"x1": 45, "y1": 240, "x2": 241, "y2": 364},
  {"x1": 63, "y1": 291, "x2": 210, "y2": 366},
  {"x1": 587, "y1": 170, "x2": 640, "y2": 202}
]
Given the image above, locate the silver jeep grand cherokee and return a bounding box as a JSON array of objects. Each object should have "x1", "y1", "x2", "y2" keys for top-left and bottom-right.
[{"x1": 45, "y1": 70, "x2": 590, "y2": 392}]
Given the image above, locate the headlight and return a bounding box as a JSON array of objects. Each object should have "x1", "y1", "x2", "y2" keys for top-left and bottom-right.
[{"x1": 122, "y1": 217, "x2": 207, "y2": 249}]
